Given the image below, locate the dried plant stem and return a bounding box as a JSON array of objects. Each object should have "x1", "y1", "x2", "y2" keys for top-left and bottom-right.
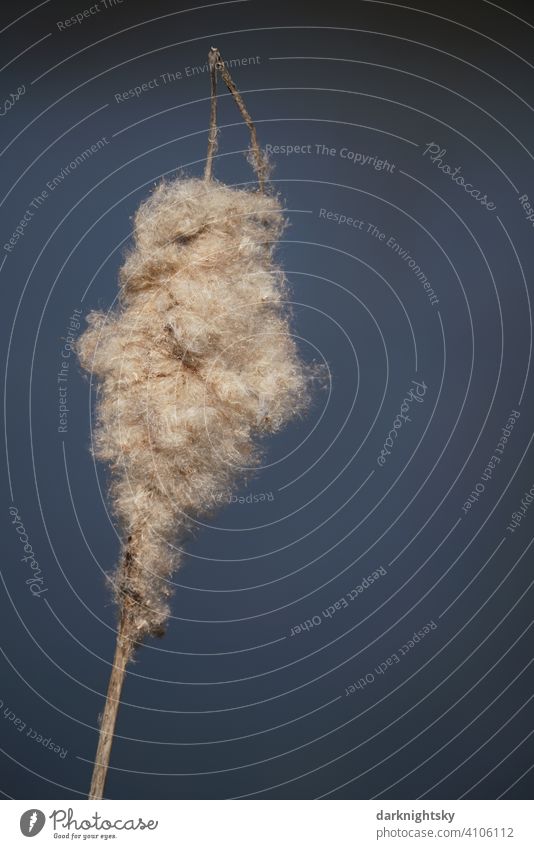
[
  {"x1": 204, "y1": 47, "x2": 267, "y2": 191},
  {"x1": 89, "y1": 547, "x2": 137, "y2": 800},
  {"x1": 89, "y1": 618, "x2": 132, "y2": 799},
  {"x1": 204, "y1": 48, "x2": 219, "y2": 183}
]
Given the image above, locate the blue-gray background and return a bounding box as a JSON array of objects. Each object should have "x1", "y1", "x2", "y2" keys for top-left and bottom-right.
[{"x1": 2, "y1": 0, "x2": 534, "y2": 800}]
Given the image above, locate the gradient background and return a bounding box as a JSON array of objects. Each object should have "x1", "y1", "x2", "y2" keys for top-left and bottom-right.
[{"x1": 2, "y1": 0, "x2": 534, "y2": 800}]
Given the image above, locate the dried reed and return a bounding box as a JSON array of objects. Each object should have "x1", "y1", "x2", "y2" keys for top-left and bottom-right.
[{"x1": 78, "y1": 48, "x2": 314, "y2": 799}]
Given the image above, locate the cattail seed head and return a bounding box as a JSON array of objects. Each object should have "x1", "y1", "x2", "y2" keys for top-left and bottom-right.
[{"x1": 78, "y1": 177, "x2": 314, "y2": 640}]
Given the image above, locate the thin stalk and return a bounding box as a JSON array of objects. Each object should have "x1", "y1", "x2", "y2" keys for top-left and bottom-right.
[
  {"x1": 89, "y1": 546, "x2": 137, "y2": 800},
  {"x1": 204, "y1": 47, "x2": 219, "y2": 182},
  {"x1": 89, "y1": 617, "x2": 132, "y2": 799},
  {"x1": 204, "y1": 47, "x2": 267, "y2": 192}
]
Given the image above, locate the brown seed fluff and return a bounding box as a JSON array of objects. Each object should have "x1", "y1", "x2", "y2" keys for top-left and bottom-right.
[{"x1": 77, "y1": 177, "x2": 313, "y2": 641}]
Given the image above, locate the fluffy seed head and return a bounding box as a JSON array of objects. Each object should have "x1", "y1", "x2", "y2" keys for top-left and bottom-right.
[{"x1": 77, "y1": 177, "x2": 314, "y2": 640}]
